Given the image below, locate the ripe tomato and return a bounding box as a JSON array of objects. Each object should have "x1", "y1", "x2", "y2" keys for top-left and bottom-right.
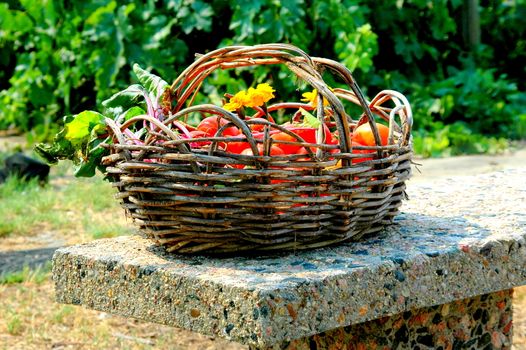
[
  {"x1": 271, "y1": 132, "x2": 301, "y2": 154},
  {"x1": 272, "y1": 124, "x2": 334, "y2": 154},
  {"x1": 291, "y1": 124, "x2": 334, "y2": 145},
  {"x1": 188, "y1": 130, "x2": 210, "y2": 148},
  {"x1": 226, "y1": 140, "x2": 250, "y2": 154},
  {"x1": 248, "y1": 116, "x2": 275, "y2": 132},
  {"x1": 226, "y1": 130, "x2": 280, "y2": 157},
  {"x1": 197, "y1": 116, "x2": 239, "y2": 137},
  {"x1": 353, "y1": 123, "x2": 389, "y2": 146},
  {"x1": 351, "y1": 141, "x2": 375, "y2": 163},
  {"x1": 233, "y1": 144, "x2": 285, "y2": 170},
  {"x1": 241, "y1": 144, "x2": 285, "y2": 157},
  {"x1": 226, "y1": 129, "x2": 280, "y2": 155}
]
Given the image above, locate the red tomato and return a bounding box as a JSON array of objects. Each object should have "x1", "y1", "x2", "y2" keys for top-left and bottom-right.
[
  {"x1": 189, "y1": 130, "x2": 206, "y2": 138},
  {"x1": 226, "y1": 140, "x2": 250, "y2": 154},
  {"x1": 233, "y1": 144, "x2": 285, "y2": 170},
  {"x1": 241, "y1": 144, "x2": 285, "y2": 157},
  {"x1": 273, "y1": 124, "x2": 334, "y2": 154},
  {"x1": 270, "y1": 132, "x2": 301, "y2": 154},
  {"x1": 289, "y1": 124, "x2": 334, "y2": 145},
  {"x1": 296, "y1": 147, "x2": 309, "y2": 155},
  {"x1": 227, "y1": 130, "x2": 280, "y2": 157},
  {"x1": 248, "y1": 116, "x2": 275, "y2": 132},
  {"x1": 197, "y1": 117, "x2": 239, "y2": 137},
  {"x1": 351, "y1": 141, "x2": 375, "y2": 163},
  {"x1": 188, "y1": 130, "x2": 210, "y2": 148},
  {"x1": 353, "y1": 123, "x2": 389, "y2": 146}
]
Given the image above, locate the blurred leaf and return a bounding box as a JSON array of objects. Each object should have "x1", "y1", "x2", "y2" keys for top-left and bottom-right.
[
  {"x1": 335, "y1": 23, "x2": 378, "y2": 73},
  {"x1": 0, "y1": 4, "x2": 34, "y2": 36},
  {"x1": 179, "y1": 0, "x2": 213, "y2": 34}
]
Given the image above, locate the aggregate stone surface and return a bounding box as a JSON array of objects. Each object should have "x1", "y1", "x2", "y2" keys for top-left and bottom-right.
[
  {"x1": 53, "y1": 168, "x2": 526, "y2": 348},
  {"x1": 274, "y1": 290, "x2": 513, "y2": 350}
]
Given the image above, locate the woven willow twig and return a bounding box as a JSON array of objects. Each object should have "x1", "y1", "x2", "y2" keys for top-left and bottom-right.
[{"x1": 102, "y1": 43, "x2": 413, "y2": 255}]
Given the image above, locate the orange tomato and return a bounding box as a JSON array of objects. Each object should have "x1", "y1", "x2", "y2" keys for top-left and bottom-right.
[{"x1": 353, "y1": 123, "x2": 389, "y2": 146}]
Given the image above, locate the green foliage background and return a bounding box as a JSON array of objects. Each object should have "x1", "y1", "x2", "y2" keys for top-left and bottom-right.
[{"x1": 1, "y1": 0, "x2": 525, "y2": 156}]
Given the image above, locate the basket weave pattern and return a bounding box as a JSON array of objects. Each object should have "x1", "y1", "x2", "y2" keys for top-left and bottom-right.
[{"x1": 102, "y1": 44, "x2": 413, "y2": 254}]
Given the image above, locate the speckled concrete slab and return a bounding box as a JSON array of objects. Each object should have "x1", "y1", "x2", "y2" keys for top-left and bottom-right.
[{"x1": 53, "y1": 168, "x2": 526, "y2": 348}]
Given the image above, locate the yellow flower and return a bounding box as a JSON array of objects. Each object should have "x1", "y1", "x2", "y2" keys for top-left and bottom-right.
[
  {"x1": 245, "y1": 83, "x2": 275, "y2": 108},
  {"x1": 256, "y1": 83, "x2": 275, "y2": 101},
  {"x1": 301, "y1": 89, "x2": 329, "y2": 108},
  {"x1": 223, "y1": 83, "x2": 275, "y2": 111},
  {"x1": 223, "y1": 90, "x2": 248, "y2": 111}
]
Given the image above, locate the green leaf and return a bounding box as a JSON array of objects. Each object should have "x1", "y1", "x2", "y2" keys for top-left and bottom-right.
[
  {"x1": 65, "y1": 111, "x2": 105, "y2": 144},
  {"x1": 335, "y1": 23, "x2": 378, "y2": 73},
  {"x1": 34, "y1": 139, "x2": 74, "y2": 165},
  {"x1": 74, "y1": 144, "x2": 107, "y2": 177},
  {"x1": 132, "y1": 64, "x2": 168, "y2": 96},
  {"x1": 122, "y1": 106, "x2": 146, "y2": 121},
  {"x1": 179, "y1": 0, "x2": 213, "y2": 34},
  {"x1": 19, "y1": 0, "x2": 56, "y2": 25},
  {"x1": 85, "y1": 1, "x2": 117, "y2": 26},
  {"x1": 0, "y1": 5, "x2": 34, "y2": 36},
  {"x1": 299, "y1": 108, "x2": 321, "y2": 128},
  {"x1": 34, "y1": 113, "x2": 109, "y2": 178},
  {"x1": 102, "y1": 84, "x2": 146, "y2": 109}
]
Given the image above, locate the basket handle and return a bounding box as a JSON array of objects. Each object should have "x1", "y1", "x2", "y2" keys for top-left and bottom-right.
[{"x1": 165, "y1": 43, "x2": 405, "y2": 156}]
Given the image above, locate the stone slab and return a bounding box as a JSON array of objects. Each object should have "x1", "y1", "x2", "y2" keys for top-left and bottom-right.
[
  {"x1": 53, "y1": 169, "x2": 526, "y2": 348},
  {"x1": 266, "y1": 290, "x2": 513, "y2": 350}
]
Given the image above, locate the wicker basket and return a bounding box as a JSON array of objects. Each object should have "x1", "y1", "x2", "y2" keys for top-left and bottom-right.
[{"x1": 102, "y1": 43, "x2": 413, "y2": 255}]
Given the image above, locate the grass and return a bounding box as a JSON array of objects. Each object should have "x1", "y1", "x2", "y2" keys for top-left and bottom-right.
[
  {"x1": 0, "y1": 161, "x2": 133, "y2": 247},
  {"x1": 0, "y1": 263, "x2": 51, "y2": 285}
]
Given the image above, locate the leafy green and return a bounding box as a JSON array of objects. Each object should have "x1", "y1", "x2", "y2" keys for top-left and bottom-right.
[
  {"x1": 34, "y1": 129, "x2": 75, "y2": 165},
  {"x1": 121, "y1": 106, "x2": 146, "y2": 121},
  {"x1": 102, "y1": 85, "x2": 146, "y2": 110},
  {"x1": 132, "y1": 64, "x2": 168, "y2": 96},
  {"x1": 298, "y1": 108, "x2": 321, "y2": 128},
  {"x1": 73, "y1": 141, "x2": 108, "y2": 177},
  {"x1": 65, "y1": 111, "x2": 105, "y2": 144},
  {"x1": 34, "y1": 112, "x2": 109, "y2": 177}
]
